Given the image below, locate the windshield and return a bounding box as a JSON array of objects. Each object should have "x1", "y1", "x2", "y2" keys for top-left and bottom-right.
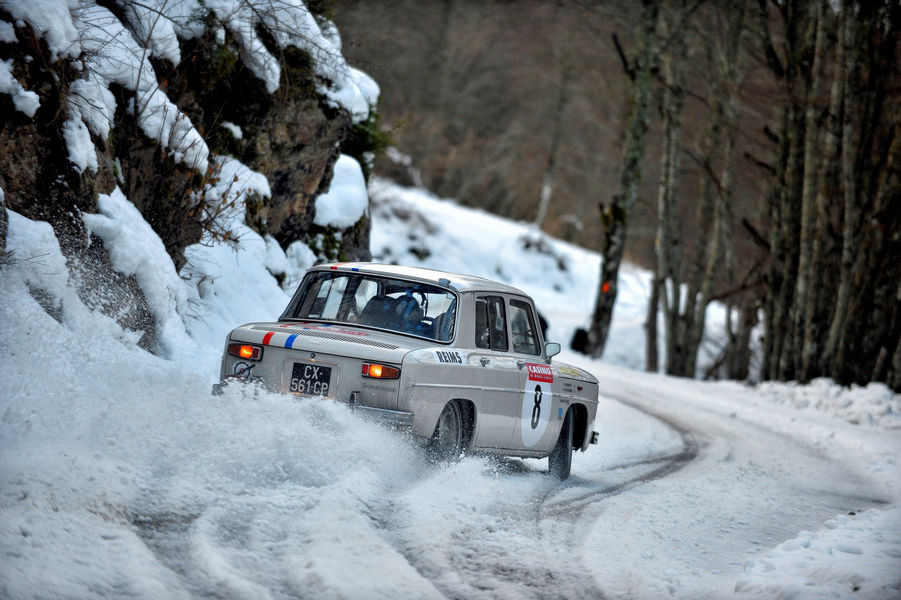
[{"x1": 281, "y1": 271, "x2": 458, "y2": 342}]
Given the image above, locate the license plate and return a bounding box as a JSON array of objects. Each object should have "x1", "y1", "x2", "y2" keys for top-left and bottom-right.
[{"x1": 289, "y1": 362, "x2": 332, "y2": 396}]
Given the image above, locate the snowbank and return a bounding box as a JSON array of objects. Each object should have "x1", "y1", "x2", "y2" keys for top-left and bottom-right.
[{"x1": 757, "y1": 378, "x2": 901, "y2": 429}]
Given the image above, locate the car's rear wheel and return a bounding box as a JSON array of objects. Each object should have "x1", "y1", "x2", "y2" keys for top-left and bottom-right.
[
  {"x1": 549, "y1": 407, "x2": 574, "y2": 480},
  {"x1": 428, "y1": 400, "x2": 464, "y2": 462}
]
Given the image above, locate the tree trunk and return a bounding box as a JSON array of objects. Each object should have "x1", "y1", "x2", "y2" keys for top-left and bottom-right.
[
  {"x1": 801, "y1": 4, "x2": 843, "y2": 380},
  {"x1": 891, "y1": 276, "x2": 901, "y2": 390},
  {"x1": 645, "y1": 272, "x2": 660, "y2": 372},
  {"x1": 535, "y1": 61, "x2": 571, "y2": 229},
  {"x1": 823, "y1": 10, "x2": 860, "y2": 373},
  {"x1": 760, "y1": 0, "x2": 900, "y2": 390},
  {"x1": 680, "y1": 0, "x2": 746, "y2": 377},
  {"x1": 759, "y1": 1, "x2": 814, "y2": 381},
  {"x1": 586, "y1": 0, "x2": 660, "y2": 358},
  {"x1": 791, "y1": 0, "x2": 826, "y2": 382},
  {"x1": 728, "y1": 298, "x2": 759, "y2": 381},
  {"x1": 420, "y1": 0, "x2": 457, "y2": 186},
  {"x1": 656, "y1": 1, "x2": 687, "y2": 376}
]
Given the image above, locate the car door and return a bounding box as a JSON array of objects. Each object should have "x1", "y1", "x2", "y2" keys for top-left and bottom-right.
[
  {"x1": 468, "y1": 295, "x2": 521, "y2": 449},
  {"x1": 508, "y1": 297, "x2": 560, "y2": 452}
]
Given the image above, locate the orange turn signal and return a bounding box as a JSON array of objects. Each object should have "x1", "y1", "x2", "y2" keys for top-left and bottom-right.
[{"x1": 362, "y1": 363, "x2": 400, "y2": 379}]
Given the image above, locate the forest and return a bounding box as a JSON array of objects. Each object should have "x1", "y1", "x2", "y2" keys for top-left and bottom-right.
[{"x1": 334, "y1": 0, "x2": 901, "y2": 391}]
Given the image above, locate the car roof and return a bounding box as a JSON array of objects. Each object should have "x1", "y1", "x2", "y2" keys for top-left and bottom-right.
[{"x1": 314, "y1": 262, "x2": 527, "y2": 296}]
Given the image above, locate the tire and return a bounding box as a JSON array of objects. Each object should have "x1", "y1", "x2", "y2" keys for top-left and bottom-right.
[
  {"x1": 548, "y1": 407, "x2": 574, "y2": 480},
  {"x1": 428, "y1": 400, "x2": 464, "y2": 463}
]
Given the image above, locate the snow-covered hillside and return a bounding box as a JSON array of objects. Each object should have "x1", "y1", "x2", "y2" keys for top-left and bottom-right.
[{"x1": 3, "y1": 172, "x2": 900, "y2": 599}]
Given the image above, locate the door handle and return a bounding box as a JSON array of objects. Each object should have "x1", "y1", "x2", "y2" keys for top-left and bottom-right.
[
  {"x1": 480, "y1": 358, "x2": 491, "y2": 367},
  {"x1": 516, "y1": 360, "x2": 526, "y2": 370}
]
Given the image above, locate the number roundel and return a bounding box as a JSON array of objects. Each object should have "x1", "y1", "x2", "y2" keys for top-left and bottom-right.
[{"x1": 521, "y1": 379, "x2": 552, "y2": 447}]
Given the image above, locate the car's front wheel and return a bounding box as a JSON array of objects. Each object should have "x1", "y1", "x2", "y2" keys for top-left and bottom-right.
[
  {"x1": 548, "y1": 406, "x2": 574, "y2": 480},
  {"x1": 428, "y1": 400, "x2": 464, "y2": 462}
]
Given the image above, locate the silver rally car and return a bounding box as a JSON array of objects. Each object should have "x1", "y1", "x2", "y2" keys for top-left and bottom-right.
[{"x1": 216, "y1": 263, "x2": 599, "y2": 479}]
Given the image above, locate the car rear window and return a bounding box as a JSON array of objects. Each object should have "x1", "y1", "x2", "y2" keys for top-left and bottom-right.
[{"x1": 282, "y1": 271, "x2": 457, "y2": 342}]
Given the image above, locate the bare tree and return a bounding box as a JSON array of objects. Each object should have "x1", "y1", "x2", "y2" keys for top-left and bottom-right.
[
  {"x1": 646, "y1": 0, "x2": 747, "y2": 377},
  {"x1": 651, "y1": 0, "x2": 688, "y2": 375},
  {"x1": 586, "y1": 0, "x2": 661, "y2": 358},
  {"x1": 534, "y1": 59, "x2": 572, "y2": 229}
]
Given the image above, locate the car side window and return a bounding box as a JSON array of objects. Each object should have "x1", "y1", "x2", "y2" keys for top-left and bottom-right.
[
  {"x1": 475, "y1": 296, "x2": 508, "y2": 351},
  {"x1": 509, "y1": 299, "x2": 540, "y2": 355}
]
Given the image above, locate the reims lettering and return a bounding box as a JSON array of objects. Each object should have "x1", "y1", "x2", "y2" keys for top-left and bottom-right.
[{"x1": 436, "y1": 351, "x2": 463, "y2": 364}]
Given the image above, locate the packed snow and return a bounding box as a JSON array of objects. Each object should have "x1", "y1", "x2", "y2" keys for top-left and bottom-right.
[{"x1": 2, "y1": 174, "x2": 900, "y2": 598}]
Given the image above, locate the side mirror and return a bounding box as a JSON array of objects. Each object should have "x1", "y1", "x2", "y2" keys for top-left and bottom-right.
[{"x1": 544, "y1": 342, "x2": 561, "y2": 363}]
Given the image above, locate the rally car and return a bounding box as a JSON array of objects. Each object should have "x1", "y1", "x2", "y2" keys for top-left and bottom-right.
[{"x1": 216, "y1": 263, "x2": 599, "y2": 479}]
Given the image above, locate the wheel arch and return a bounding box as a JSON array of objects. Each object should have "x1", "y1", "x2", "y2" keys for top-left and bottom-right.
[
  {"x1": 570, "y1": 402, "x2": 589, "y2": 450},
  {"x1": 452, "y1": 398, "x2": 476, "y2": 451}
]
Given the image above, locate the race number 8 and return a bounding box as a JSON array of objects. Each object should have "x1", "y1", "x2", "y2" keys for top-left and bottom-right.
[{"x1": 531, "y1": 385, "x2": 542, "y2": 429}]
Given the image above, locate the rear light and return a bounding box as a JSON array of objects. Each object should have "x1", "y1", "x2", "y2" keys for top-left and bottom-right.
[
  {"x1": 362, "y1": 363, "x2": 400, "y2": 379},
  {"x1": 228, "y1": 343, "x2": 263, "y2": 361}
]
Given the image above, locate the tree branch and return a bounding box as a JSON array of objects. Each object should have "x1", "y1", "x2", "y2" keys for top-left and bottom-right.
[
  {"x1": 743, "y1": 151, "x2": 776, "y2": 175},
  {"x1": 612, "y1": 32, "x2": 635, "y2": 80},
  {"x1": 757, "y1": 0, "x2": 785, "y2": 78},
  {"x1": 742, "y1": 217, "x2": 770, "y2": 251}
]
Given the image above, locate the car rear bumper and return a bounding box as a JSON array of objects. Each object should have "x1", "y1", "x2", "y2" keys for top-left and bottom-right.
[
  {"x1": 353, "y1": 405, "x2": 414, "y2": 428},
  {"x1": 349, "y1": 391, "x2": 413, "y2": 429}
]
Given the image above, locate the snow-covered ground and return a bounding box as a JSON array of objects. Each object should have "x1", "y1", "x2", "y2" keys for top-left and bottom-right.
[{"x1": 2, "y1": 175, "x2": 900, "y2": 599}]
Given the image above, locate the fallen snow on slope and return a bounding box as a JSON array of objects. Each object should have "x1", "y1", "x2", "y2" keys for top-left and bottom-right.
[{"x1": 0, "y1": 0, "x2": 378, "y2": 177}]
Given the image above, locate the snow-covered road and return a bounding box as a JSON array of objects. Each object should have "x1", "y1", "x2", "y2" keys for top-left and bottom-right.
[{"x1": 571, "y1": 361, "x2": 892, "y2": 598}]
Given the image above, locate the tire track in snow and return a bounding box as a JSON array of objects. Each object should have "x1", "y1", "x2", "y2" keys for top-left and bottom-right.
[
  {"x1": 537, "y1": 391, "x2": 698, "y2": 516},
  {"x1": 373, "y1": 401, "x2": 697, "y2": 600}
]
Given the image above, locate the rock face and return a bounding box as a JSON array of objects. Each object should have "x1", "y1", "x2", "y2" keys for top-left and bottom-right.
[
  {"x1": 161, "y1": 39, "x2": 360, "y2": 260},
  {"x1": 1, "y1": 5, "x2": 377, "y2": 351},
  {"x1": 0, "y1": 26, "x2": 113, "y2": 252}
]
